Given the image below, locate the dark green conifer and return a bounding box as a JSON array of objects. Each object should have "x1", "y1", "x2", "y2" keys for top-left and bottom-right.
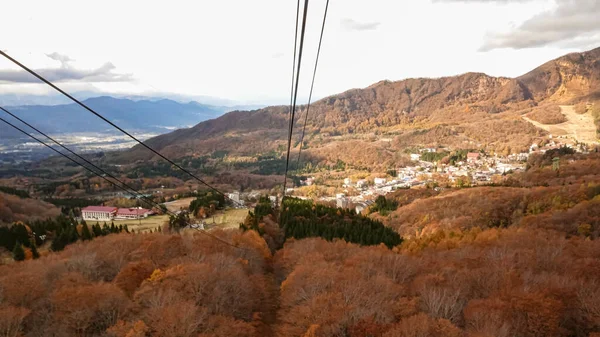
[
  {"x1": 12, "y1": 241, "x2": 25, "y2": 261},
  {"x1": 81, "y1": 223, "x2": 93, "y2": 241},
  {"x1": 30, "y1": 240, "x2": 40, "y2": 259}
]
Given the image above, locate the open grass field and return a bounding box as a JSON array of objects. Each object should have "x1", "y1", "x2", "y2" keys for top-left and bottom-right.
[
  {"x1": 120, "y1": 208, "x2": 247, "y2": 233},
  {"x1": 206, "y1": 208, "x2": 249, "y2": 229},
  {"x1": 164, "y1": 197, "x2": 195, "y2": 212},
  {"x1": 117, "y1": 214, "x2": 169, "y2": 233}
]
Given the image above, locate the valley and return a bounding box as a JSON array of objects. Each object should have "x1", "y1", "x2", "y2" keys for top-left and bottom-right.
[
  {"x1": 1, "y1": 45, "x2": 600, "y2": 337},
  {"x1": 0, "y1": 131, "x2": 160, "y2": 164}
]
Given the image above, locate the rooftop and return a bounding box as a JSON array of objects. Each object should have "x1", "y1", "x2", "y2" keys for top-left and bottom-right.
[
  {"x1": 116, "y1": 208, "x2": 151, "y2": 215},
  {"x1": 82, "y1": 206, "x2": 117, "y2": 212}
]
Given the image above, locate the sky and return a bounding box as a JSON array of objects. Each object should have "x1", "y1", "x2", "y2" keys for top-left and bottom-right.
[{"x1": 1, "y1": 0, "x2": 599, "y2": 105}]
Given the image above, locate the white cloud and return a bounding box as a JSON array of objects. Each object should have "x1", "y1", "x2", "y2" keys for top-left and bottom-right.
[
  {"x1": 45, "y1": 52, "x2": 73, "y2": 65},
  {"x1": 0, "y1": 52, "x2": 133, "y2": 83},
  {"x1": 480, "y1": 0, "x2": 600, "y2": 50},
  {"x1": 340, "y1": 18, "x2": 381, "y2": 31},
  {"x1": 0, "y1": 0, "x2": 597, "y2": 103}
]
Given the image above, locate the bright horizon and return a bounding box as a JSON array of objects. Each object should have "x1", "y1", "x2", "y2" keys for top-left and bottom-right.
[{"x1": 1, "y1": 0, "x2": 599, "y2": 105}]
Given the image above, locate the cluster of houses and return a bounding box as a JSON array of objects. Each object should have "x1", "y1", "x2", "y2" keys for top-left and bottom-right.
[
  {"x1": 335, "y1": 137, "x2": 591, "y2": 213},
  {"x1": 244, "y1": 135, "x2": 592, "y2": 215},
  {"x1": 332, "y1": 151, "x2": 529, "y2": 214},
  {"x1": 81, "y1": 206, "x2": 154, "y2": 221}
]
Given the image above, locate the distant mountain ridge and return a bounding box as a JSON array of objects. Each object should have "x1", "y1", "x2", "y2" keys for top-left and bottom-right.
[
  {"x1": 0, "y1": 96, "x2": 231, "y2": 138},
  {"x1": 119, "y1": 47, "x2": 600, "y2": 167},
  {"x1": 0, "y1": 91, "x2": 267, "y2": 108}
]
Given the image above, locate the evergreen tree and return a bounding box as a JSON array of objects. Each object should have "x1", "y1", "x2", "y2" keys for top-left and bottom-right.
[
  {"x1": 92, "y1": 224, "x2": 103, "y2": 237},
  {"x1": 168, "y1": 212, "x2": 190, "y2": 233},
  {"x1": 12, "y1": 241, "x2": 25, "y2": 261},
  {"x1": 124, "y1": 224, "x2": 130, "y2": 233},
  {"x1": 81, "y1": 223, "x2": 93, "y2": 241},
  {"x1": 51, "y1": 231, "x2": 69, "y2": 251},
  {"x1": 275, "y1": 197, "x2": 402, "y2": 248},
  {"x1": 68, "y1": 225, "x2": 79, "y2": 243},
  {"x1": 30, "y1": 240, "x2": 40, "y2": 259},
  {"x1": 11, "y1": 224, "x2": 30, "y2": 248},
  {"x1": 102, "y1": 223, "x2": 110, "y2": 235}
]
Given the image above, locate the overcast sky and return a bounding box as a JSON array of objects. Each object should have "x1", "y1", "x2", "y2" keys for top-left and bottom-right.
[{"x1": 1, "y1": 0, "x2": 599, "y2": 105}]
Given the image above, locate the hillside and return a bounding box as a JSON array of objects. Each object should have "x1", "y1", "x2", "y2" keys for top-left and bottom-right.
[
  {"x1": 119, "y1": 47, "x2": 600, "y2": 167},
  {"x1": 1, "y1": 152, "x2": 600, "y2": 336},
  {"x1": 372, "y1": 150, "x2": 600, "y2": 239},
  {"x1": 0, "y1": 191, "x2": 60, "y2": 226},
  {"x1": 517, "y1": 47, "x2": 600, "y2": 102}
]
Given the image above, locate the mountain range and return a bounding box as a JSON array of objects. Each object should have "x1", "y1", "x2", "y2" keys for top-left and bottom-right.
[
  {"x1": 0, "y1": 96, "x2": 251, "y2": 138},
  {"x1": 117, "y1": 47, "x2": 600, "y2": 168}
]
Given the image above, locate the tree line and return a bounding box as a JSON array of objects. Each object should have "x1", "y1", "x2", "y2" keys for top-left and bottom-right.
[
  {"x1": 0, "y1": 186, "x2": 30, "y2": 198},
  {"x1": 241, "y1": 197, "x2": 402, "y2": 249},
  {"x1": 189, "y1": 191, "x2": 228, "y2": 218},
  {"x1": 0, "y1": 214, "x2": 134, "y2": 261}
]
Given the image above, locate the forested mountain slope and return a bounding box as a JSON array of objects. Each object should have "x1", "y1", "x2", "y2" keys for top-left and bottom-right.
[
  {"x1": 0, "y1": 191, "x2": 60, "y2": 226},
  {"x1": 118, "y1": 47, "x2": 600, "y2": 166},
  {"x1": 2, "y1": 151, "x2": 600, "y2": 336}
]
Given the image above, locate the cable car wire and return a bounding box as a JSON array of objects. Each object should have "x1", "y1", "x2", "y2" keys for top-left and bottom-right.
[
  {"x1": 295, "y1": 0, "x2": 329, "y2": 170},
  {"x1": 0, "y1": 114, "x2": 246, "y2": 250},
  {"x1": 282, "y1": 0, "x2": 310, "y2": 198},
  {"x1": 0, "y1": 50, "x2": 243, "y2": 208}
]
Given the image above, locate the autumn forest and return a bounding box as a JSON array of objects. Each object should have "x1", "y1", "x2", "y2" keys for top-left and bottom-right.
[
  {"x1": 0, "y1": 146, "x2": 599, "y2": 337},
  {"x1": 1, "y1": 46, "x2": 600, "y2": 337}
]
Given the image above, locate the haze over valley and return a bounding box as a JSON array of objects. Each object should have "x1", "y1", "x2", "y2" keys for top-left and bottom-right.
[{"x1": 0, "y1": 96, "x2": 264, "y2": 162}]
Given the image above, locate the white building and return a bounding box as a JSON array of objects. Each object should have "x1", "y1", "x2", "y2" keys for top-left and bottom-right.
[
  {"x1": 336, "y1": 197, "x2": 348, "y2": 209},
  {"x1": 378, "y1": 185, "x2": 393, "y2": 193},
  {"x1": 343, "y1": 178, "x2": 352, "y2": 186},
  {"x1": 228, "y1": 192, "x2": 241, "y2": 204},
  {"x1": 355, "y1": 200, "x2": 374, "y2": 214},
  {"x1": 374, "y1": 177, "x2": 387, "y2": 185},
  {"x1": 82, "y1": 206, "x2": 153, "y2": 221},
  {"x1": 530, "y1": 143, "x2": 539, "y2": 153},
  {"x1": 115, "y1": 207, "x2": 152, "y2": 220},
  {"x1": 82, "y1": 206, "x2": 117, "y2": 221},
  {"x1": 356, "y1": 179, "x2": 367, "y2": 188},
  {"x1": 269, "y1": 195, "x2": 278, "y2": 206},
  {"x1": 410, "y1": 153, "x2": 421, "y2": 161}
]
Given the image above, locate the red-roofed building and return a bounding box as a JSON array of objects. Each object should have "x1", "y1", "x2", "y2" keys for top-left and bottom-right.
[
  {"x1": 467, "y1": 152, "x2": 480, "y2": 163},
  {"x1": 82, "y1": 206, "x2": 154, "y2": 221},
  {"x1": 82, "y1": 206, "x2": 117, "y2": 221},
  {"x1": 115, "y1": 207, "x2": 153, "y2": 220}
]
